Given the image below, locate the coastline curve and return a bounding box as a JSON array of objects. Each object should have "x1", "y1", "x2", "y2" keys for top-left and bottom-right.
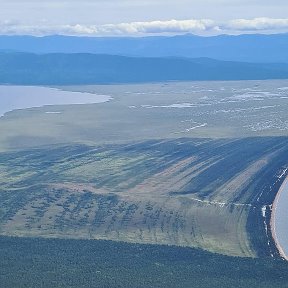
[{"x1": 271, "y1": 176, "x2": 288, "y2": 260}]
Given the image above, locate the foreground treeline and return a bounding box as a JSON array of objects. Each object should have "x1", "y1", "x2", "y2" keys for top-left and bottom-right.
[{"x1": 1, "y1": 236, "x2": 288, "y2": 288}]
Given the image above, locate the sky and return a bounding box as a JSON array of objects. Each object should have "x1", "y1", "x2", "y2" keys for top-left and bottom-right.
[{"x1": 0, "y1": 0, "x2": 288, "y2": 36}]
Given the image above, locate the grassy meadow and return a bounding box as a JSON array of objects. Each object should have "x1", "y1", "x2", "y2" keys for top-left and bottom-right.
[
  {"x1": 0, "y1": 80, "x2": 288, "y2": 259},
  {"x1": 1, "y1": 138, "x2": 287, "y2": 257}
]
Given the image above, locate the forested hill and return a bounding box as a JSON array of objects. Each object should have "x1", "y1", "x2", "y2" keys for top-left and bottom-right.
[
  {"x1": 1, "y1": 52, "x2": 288, "y2": 85},
  {"x1": 1, "y1": 34, "x2": 288, "y2": 63}
]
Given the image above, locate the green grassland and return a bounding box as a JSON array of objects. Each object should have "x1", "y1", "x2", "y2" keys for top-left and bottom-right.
[
  {"x1": 1, "y1": 138, "x2": 287, "y2": 257},
  {"x1": 1, "y1": 236, "x2": 288, "y2": 288},
  {"x1": 1, "y1": 80, "x2": 288, "y2": 261}
]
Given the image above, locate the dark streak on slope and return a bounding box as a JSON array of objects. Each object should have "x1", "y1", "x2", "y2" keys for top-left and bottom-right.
[{"x1": 1, "y1": 137, "x2": 288, "y2": 257}]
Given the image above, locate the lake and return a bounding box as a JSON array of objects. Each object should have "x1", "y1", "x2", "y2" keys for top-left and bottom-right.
[
  {"x1": 0, "y1": 85, "x2": 112, "y2": 117},
  {"x1": 273, "y1": 175, "x2": 288, "y2": 259}
]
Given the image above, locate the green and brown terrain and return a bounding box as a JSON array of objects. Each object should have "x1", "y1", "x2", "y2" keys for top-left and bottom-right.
[
  {"x1": 1, "y1": 80, "x2": 288, "y2": 151},
  {"x1": 1, "y1": 80, "x2": 288, "y2": 261},
  {"x1": 1, "y1": 138, "x2": 288, "y2": 257}
]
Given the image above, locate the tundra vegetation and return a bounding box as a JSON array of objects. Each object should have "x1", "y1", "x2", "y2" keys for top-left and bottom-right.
[{"x1": 1, "y1": 80, "x2": 288, "y2": 287}]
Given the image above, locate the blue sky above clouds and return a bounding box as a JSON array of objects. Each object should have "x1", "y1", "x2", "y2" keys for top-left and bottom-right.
[{"x1": 0, "y1": 0, "x2": 287, "y2": 36}]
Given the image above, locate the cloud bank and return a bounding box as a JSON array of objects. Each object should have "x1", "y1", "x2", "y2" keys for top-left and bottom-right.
[
  {"x1": 226, "y1": 18, "x2": 288, "y2": 31},
  {"x1": 0, "y1": 18, "x2": 288, "y2": 36}
]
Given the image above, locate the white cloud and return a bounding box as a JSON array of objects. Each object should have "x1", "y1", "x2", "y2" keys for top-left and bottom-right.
[
  {"x1": 225, "y1": 17, "x2": 288, "y2": 31},
  {"x1": 0, "y1": 18, "x2": 288, "y2": 36},
  {"x1": 112, "y1": 19, "x2": 217, "y2": 33},
  {"x1": 59, "y1": 19, "x2": 219, "y2": 35}
]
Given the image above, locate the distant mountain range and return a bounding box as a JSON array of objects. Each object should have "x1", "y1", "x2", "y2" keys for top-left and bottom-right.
[
  {"x1": 0, "y1": 34, "x2": 288, "y2": 63},
  {"x1": 0, "y1": 52, "x2": 288, "y2": 85}
]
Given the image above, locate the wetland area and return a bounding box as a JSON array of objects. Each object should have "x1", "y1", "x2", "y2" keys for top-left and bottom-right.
[
  {"x1": 1, "y1": 80, "x2": 288, "y2": 288},
  {"x1": 1, "y1": 80, "x2": 288, "y2": 150},
  {"x1": 0, "y1": 80, "x2": 288, "y2": 259}
]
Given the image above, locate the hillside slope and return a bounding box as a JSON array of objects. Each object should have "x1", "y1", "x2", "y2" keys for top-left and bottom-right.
[
  {"x1": 1, "y1": 53, "x2": 288, "y2": 84},
  {"x1": 1, "y1": 138, "x2": 288, "y2": 257},
  {"x1": 1, "y1": 34, "x2": 288, "y2": 63}
]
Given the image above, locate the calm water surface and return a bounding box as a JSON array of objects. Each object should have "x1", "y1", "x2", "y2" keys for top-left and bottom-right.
[
  {"x1": 273, "y1": 177, "x2": 288, "y2": 259},
  {"x1": 0, "y1": 86, "x2": 112, "y2": 117}
]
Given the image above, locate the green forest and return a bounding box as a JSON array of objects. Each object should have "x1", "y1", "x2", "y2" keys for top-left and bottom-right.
[{"x1": 1, "y1": 236, "x2": 288, "y2": 288}]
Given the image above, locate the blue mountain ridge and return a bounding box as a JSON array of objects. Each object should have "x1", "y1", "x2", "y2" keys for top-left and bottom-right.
[{"x1": 0, "y1": 33, "x2": 288, "y2": 63}]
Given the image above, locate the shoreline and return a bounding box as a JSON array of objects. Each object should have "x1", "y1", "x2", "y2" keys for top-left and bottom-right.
[
  {"x1": 0, "y1": 85, "x2": 112, "y2": 118},
  {"x1": 270, "y1": 176, "x2": 288, "y2": 260}
]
